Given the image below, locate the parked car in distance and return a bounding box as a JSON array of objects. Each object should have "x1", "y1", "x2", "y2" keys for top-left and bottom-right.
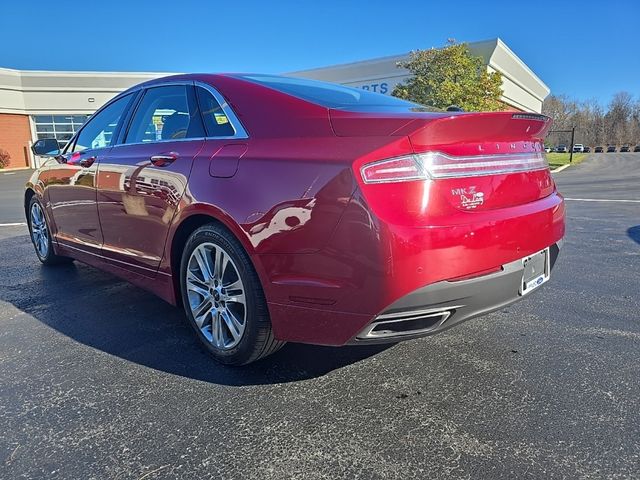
[
  {"x1": 555, "y1": 145, "x2": 568, "y2": 153},
  {"x1": 634, "y1": 145, "x2": 640, "y2": 152},
  {"x1": 620, "y1": 145, "x2": 631, "y2": 152},
  {"x1": 594, "y1": 146, "x2": 604, "y2": 153},
  {"x1": 607, "y1": 145, "x2": 617, "y2": 152},
  {"x1": 26, "y1": 73, "x2": 565, "y2": 365},
  {"x1": 583, "y1": 146, "x2": 591, "y2": 153},
  {"x1": 544, "y1": 146, "x2": 552, "y2": 153},
  {"x1": 572, "y1": 144, "x2": 584, "y2": 153}
]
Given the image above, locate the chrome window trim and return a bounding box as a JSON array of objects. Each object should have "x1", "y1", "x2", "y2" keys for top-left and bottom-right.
[
  {"x1": 194, "y1": 81, "x2": 249, "y2": 139},
  {"x1": 111, "y1": 80, "x2": 248, "y2": 149}
]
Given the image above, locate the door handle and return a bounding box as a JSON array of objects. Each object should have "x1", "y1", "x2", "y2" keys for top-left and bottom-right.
[
  {"x1": 79, "y1": 156, "x2": 96, "y2": 168},
  {"x1": 150, "y1": 152, "x2": 178, "y2": 167}
]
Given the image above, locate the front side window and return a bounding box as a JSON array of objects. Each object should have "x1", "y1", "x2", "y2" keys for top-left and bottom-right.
[
  {"x1": 73, "y1": 95, "x2": 132, "y2": 152},
  {"x1": 125, "y1": 85, "x2": 203, "y2": 144}
]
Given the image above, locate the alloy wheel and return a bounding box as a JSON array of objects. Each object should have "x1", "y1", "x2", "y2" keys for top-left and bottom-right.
[
  {"x1": 185, "y1": 242, "x2": 247, "y2": 349},
  {"x1": 30, "y1": 202, "x2": 49, "y2": 259}
]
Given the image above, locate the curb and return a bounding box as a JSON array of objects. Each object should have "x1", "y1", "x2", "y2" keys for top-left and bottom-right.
[
  {"x1": 551, "y1": 164, "x2": 571, "y2": 173},
  {"x1": 1, "y1": 167, "x2": 33, "y2": 175}
]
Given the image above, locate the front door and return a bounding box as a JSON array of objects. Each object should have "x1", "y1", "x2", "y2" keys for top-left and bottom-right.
[
  {"x1": 96, "y1": 84, "x2": 206, "y2": 275},
  {"x1": 45, "y1": 93, "x2": 134, "y2": 253}
]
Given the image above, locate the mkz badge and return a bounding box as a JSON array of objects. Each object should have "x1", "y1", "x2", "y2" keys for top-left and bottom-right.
[{"x1": 451, "y1": 186, "x2": 485, "y2": 209}]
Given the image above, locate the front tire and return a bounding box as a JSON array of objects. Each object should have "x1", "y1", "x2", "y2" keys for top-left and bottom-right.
[
  {"x1": 179, "y1": 223, "x2": 284, "y2": 365},
  {"x1": 27, "y1": 196, "x2": 73, "y2": 266}
]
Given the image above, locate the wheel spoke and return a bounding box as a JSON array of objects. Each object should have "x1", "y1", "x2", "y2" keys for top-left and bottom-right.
[
  {"x1": 193, "y1": 247, "x2": 213, "y2": 282},
  {"x1": 214, "y1": 248, "x2": 229, "y2": 281},
  {"x1": 223, "y1": 276, "x2": 245, "y2": 304},
  {"x1": 194, "y1": 309, "x2": 213, "y2": 331},
  {"x1": 32, "y1": 206, "x2": 41, "y2": 225},
  {"x1": 186, "y1": 271, "x2": 210, "y2": 297},
  {"x1": 39, "y1": 236, "x2": 47, "y2": 255},
  {"x1": 224, "y1": 291, "x2": 245, "y2": 305},
  {"x1": 211, "y1": 311, "x2": 223, "y2": 347},
  {"x1": 221, "y1": 309, "x2": 244, "y2": 341},
  {"x1": 187, "y1": 269, "x2": 207, "y2": 286},
  {"x1": 188, "y1": 283, "x2": 210, "y2": 300},
  {"x1": 223, "y1": 278, "x2": 242, "y2": 291},
  {"x1": 192, "y1": 298, "x2": 212, "y2": 324}
]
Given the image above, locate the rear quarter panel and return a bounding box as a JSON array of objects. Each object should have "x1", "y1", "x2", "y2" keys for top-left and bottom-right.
[{"x1": 159, "y1": 134, "x2": 415, "y2": 304}]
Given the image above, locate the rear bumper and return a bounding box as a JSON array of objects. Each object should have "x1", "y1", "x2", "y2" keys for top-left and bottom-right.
[
  {"x1": 348, "y1": 241, "x2": 562, "y2": 344},
  {"x1": 261, "y1": 191, "x2": 565, "y2": 346}
]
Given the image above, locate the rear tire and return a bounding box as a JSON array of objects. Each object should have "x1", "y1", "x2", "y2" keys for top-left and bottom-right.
[
  {"x1": 179, "y1": 223, "x2": 285, "y2": 365},
  {"x1": 27, "y1": 196, "x2": 73, "y2": 266}
]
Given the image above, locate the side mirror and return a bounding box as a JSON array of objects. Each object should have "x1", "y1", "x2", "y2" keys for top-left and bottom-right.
[{"x1": 31, "y1": 138, "x2": 61, "y2": 157}]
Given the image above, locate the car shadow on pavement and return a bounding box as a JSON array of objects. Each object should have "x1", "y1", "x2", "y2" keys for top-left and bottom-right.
[
  {"x1": 1, "y1": 232, "x2": 391, "y2": 386},
  {"x1": 627, "y1": 225, "x2": 640, "y2": 245}
]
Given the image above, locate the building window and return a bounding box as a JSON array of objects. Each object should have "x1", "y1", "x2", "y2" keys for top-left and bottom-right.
[{"x1": 33, "y1": 114, "x2": 90, "y2": 148}]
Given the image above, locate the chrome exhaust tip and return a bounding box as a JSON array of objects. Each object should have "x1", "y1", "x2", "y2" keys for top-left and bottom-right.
[{"x1": 356, "y1": 307, "x2": 455, "y2": 340}]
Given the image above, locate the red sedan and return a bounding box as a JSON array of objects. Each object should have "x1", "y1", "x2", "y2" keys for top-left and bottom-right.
[{"x1": 26, "y1": 74, "x2": 565, "y2": 365}]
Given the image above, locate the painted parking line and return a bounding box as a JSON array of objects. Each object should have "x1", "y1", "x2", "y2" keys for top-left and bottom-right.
[
  {"x1": 565, "y1": 198, "x2": 640, "y2": 203},
  {"x1": 0, "y1": 222, "x2": 27, "y2": 227}
]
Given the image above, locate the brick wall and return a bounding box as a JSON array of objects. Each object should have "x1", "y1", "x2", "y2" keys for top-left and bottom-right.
[{"x1": 0, "y1": 113, "x2": 31, "y2": 168}]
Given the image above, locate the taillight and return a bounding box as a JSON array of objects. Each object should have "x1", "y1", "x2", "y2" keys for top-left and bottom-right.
[
  {"x1": 360, "y1": 156, "x2": 426, "y2": 183},
  {"x1": 360, "y1": 151, "x2": 548, "y2": 183}
]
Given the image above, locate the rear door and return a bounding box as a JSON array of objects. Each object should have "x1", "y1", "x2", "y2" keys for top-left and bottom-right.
[{"x1": 96, "y1": 83, "x2": 205, "y2": 275}]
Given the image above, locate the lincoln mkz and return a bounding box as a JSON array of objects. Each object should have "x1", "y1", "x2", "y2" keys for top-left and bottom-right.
[{"x1": 26, "y1": 74, "x2": 565, "y2": 364}]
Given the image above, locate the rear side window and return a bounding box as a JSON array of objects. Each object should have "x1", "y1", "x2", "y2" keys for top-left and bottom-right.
[
  {"x1": 235, "y1": 74, "x2": 436, "y2": 111},
  {"x1": 73, "y1": 94, "x2": 132, "y2": 152},
  {"x1": 125, "y1": 85, "x2": 204, "y2": 144},
  {"x1": 196, "y1": 87, "x2": 236, "y2": 137}
]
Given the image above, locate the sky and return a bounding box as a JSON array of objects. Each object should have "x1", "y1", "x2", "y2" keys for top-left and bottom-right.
[{"x1": 1, "y1": 0, "x2": 639, "y2": 104}]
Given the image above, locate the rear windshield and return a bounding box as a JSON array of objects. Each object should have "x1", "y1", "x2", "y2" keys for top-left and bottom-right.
[{"x1": 234, "y1": 74, "x2": 438, "y2": 112}]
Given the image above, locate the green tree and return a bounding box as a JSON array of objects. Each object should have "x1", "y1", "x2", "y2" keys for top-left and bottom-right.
[{"x1": 392, "y1": 40, "x2": 504, "y2": 112}]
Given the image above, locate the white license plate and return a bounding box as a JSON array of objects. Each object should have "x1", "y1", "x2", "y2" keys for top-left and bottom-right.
[{"x1": 520, "y1": 248, "x2": 550, "y2": 295}]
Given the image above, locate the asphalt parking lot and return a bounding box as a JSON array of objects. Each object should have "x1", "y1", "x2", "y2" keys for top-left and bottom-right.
[{"x1": 1, "y1": 156, "x2": 639, "y2": 479}]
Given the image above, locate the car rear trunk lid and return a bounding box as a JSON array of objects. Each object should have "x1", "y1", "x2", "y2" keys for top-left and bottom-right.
[{"x1": 350, "y1": 110, "x2": 556, "y2": 217}]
